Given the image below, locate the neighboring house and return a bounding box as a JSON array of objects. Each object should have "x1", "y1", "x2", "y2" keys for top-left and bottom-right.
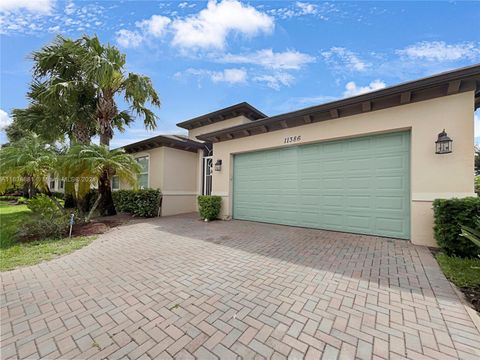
[
  {"x1": 123, "y1": 65, "x2": 480, "y2": 247},
  {"x1": 47, "y1": 174, "x2": 65, "y2": 193}
]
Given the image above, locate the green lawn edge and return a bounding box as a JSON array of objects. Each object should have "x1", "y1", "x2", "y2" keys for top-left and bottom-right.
[
  {"x1": 0, "y1": 236, "x2": 96, "y2": 272},
  {"x1": 436, "y1": 253, "x2": 480, "y2": 289},
  {"x1": 0, "y1": 201, "x2": 96, "y2": 272}
]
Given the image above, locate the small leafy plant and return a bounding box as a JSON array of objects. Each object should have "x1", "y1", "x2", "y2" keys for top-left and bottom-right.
[
  {"x1": 197, "y1": 195, "x2": 222, "y2": 221},
  {"x1": 460, "y1": 217, "x2": 480, "y2": 254},
  {"x1": 16, "y1": 194, "x2": 69, "y2": 241}
]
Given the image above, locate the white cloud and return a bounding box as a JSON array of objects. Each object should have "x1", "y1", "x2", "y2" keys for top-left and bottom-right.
[
  {"x1": 221, "y1": 49, "x2": 315, "y2": 70},
  {"x1": 267, "y1": 1, "x2": 335, "y2": 20},
  {"x1": 322, "y1": 47, "x2": 369, "y2": 71},
  {"x1": 136, "y1": 15, "x2": 171, "y2": 38},
  {"x1": 211, "y1": 68, "x2": 247, "y2": 83},
  {"x1": 0, "y1": 0, "x2": 55, "y2": 14},
  {"x1": 295, "y1": 2, "x2": 318, "y2": 15},
  {"x1": 115, "y1": 29, "x2": 143, "y2": 48},
  {"x1": 254, "y1": 72, "x2": 294, "y2": 90},
  {"x1": 178, "y1": 67, "x2": 247, "y2": 84},
  {"x1": 397, "y1": 41, "x2": 480, "y2": 62},
  {"x1": 178, "y1": 2, "x2": 196, "y2": 9},
  {"x1": 171, "y1": 0, "x2": 274, "y2": 50},
  {"x1": 48, "y1": 25, "x2": 60, "y2": 33},
  {"x1": 1, "y1": 1, "x2": 106, "y2": 35},
  {"x1": 64, "y1": 0, "x2": 75, "y2": 15},
  {"x1": 0, "y1": 109, "x2": 12, "y2": 131},
  {"x1": 343, "y1": 79, "x2": 386, "y2": 97}
]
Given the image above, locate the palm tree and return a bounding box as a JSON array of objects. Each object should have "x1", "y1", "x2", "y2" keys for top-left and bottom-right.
[
  {"x1": 13, "y1": 37, "x2": 99, "y2": 207},
  {"x1": 36, "y1": 35, "x2": 160, "y2": 215},
  {"x1": 0, "y1": 135, "x2": 58, "y2": 199},
  {"x1": 65, "y1": 144, "x2": 142, "y2": 218},
  {"x1": 78, "y1": 36, "x2": 161, "y2": 147}
]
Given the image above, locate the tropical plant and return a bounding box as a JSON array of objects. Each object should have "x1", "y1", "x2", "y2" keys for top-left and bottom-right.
[
  {"x1": 65, "y1": 144, "x2": 142, "y2": 219},
  {"x1": 16, "y1": 194, "x2": 69, "y2": 241},
  {"x1": 12, "y1": 36, "x2": 99, "y2": 207},
  {"x1": 76, "y1": 36, "x2": 160, "y2": 147},
  {"x1": 77, "y1": 35, "x2": 161, "y2": 215},
  {"x1": 0, "y1": 135, "x2": 58, "y2": 199},
  {"x1": 10, "y1": 35, "x2": 161, "y2": 215},
  {"x1": 461, "y1": 217, "x2": 480, "y2": 252}
]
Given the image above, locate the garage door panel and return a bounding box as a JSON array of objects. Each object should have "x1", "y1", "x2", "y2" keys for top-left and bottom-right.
[
  {"x1": 375, "y1": 196, "x2": 406, "y2": 210},
  {"x1": 233, "y1": 132, "x2": 410, "y2": 239},
  {"x1": 347, "y1": 195, "x2": 372, "y2": 209}
]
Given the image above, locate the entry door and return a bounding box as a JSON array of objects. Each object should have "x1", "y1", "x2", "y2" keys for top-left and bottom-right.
[
  {"x1": 233, "y1": 132, "x2": 410, "y2": 239},
  {"x1": 203, "y1": 156, "x2": 213, "y2": 195}
]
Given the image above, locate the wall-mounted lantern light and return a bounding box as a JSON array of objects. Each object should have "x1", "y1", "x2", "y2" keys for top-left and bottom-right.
[
  {"x1": 435, "y1": 129, "x2": 453, "y2": 154},
  {"x1": 214, "y1": 159, "x2": 222, "y2": 171}
]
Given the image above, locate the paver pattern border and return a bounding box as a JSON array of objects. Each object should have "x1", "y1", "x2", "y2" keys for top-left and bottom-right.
[{"x1": 1, "y1": 214, "x2": 480, "y2": 359}]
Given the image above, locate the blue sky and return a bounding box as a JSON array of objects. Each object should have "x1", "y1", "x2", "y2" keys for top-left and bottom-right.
[{"x1": 1, "y1": 0, "x2": 479, "y2": 147}]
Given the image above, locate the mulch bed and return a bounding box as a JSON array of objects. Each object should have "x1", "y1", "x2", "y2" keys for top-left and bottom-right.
[
  {"x1": 460, "y1": 287, "x2": 480, "y2": 313},
  {"x1": 72, "y1": 213, "x2": 133, "y2": 236}
]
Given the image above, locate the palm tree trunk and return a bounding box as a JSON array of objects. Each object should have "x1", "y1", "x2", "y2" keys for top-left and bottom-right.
[
  {"x1": 97, "y1": 93, "x2": 117, "y2": 216},
  {"x1": 64, "y1": 180, "x2": 77, "y2": 208},
  {"x1": 27, "y1": 176, "x2": 34, "y2": 199},
  {"x1": 72, "y1": 123, "x2": 92, "y2": 213},
  {"x1": 98, "y1": 171, "x2": 116, "y2": 216}
]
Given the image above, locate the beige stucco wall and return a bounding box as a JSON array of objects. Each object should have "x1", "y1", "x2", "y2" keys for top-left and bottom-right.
[
  {"x1": 188, "y1": 115, "x2": 253, "y2": 140},
  {"x1": 160, "y1": 147, "x2": 198, "y2": 216},
  {"x1": 117, "y1": 146, "x2": 199, "y2": 216},
  {"x1": 118, "y1": 147, "x2": 164, "y2": 190},
  {"x1": 211, "y1": 91, "x2": 476, "y2": 247}
]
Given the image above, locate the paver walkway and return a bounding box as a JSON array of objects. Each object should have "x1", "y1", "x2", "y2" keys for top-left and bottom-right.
[{"x1": 1, "y1": 214, "x2": 479, "y2": 359}]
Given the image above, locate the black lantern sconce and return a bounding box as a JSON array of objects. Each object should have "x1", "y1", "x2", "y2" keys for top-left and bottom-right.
[
  {"x1": 435, "y1": 129, "x2": 453, "y2": 154},
  {"x1": 214, "y1": 159, "x2": 222, "y2": 171}
]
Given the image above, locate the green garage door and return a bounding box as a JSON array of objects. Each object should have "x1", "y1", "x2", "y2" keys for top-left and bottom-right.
[{"x1": 233, "y1": 131, "x2": 410, "y2": 239}]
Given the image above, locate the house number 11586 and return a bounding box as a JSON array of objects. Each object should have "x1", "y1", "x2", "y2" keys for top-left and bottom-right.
[{"x1": 284, "y1": 135, "x2": 301, "y2": 144}]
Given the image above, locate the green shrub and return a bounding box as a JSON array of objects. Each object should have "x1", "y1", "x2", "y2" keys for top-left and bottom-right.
[
  {"x1": 197, "y1": 195, "x2": 222, "y2": 221},
  {"x1": 112, "y1": 189, "x2": 161, "y2": 217},
  {"x1": 16, "y1": 194, "x2": 69, "y2": 241},
  {"x1": 26, "y1": 194, "x2": 60, "y2": 216},
  {"x1": 475, "y1": 176, "x2": 480, "y2": 196},
  {"x1": 433, "y1": 197, "x2": 480, "y2": 258}
]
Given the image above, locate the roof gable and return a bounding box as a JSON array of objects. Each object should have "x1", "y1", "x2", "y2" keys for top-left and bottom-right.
[{"x1": 176, "y1": 102, "x2": 266, "y2": 130}]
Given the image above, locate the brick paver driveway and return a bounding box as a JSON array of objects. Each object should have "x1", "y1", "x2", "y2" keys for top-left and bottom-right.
[{"x1": 1, "y1": 214, "x2": 480, "y2": 360}]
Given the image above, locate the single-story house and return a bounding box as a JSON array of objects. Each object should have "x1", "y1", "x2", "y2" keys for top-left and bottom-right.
[{"x1": 120, "y1": 64, "x2": 480, "y2": 247}]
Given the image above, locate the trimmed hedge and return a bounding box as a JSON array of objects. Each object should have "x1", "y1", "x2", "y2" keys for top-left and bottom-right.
[
  {"x1": 198, "y1": 195, "x2": 222, "y2": 221},
  {"x1": 433, "y1": 197, "x2": 480, "y2": 258},
  {"x1": 112, "y1": 189, "x2": 161, "y2": 217}
]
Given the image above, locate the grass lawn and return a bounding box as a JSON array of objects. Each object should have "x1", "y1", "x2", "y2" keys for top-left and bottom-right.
[
  {"x1": 436, "y1": 253, "x2": 480, "y2": 288},
  {"x1": 0, "y1": 201, "x2": 31, "y2": 248},
  {"x1": 0, "y1": 201, "x2": 95, "y2": 272}
]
